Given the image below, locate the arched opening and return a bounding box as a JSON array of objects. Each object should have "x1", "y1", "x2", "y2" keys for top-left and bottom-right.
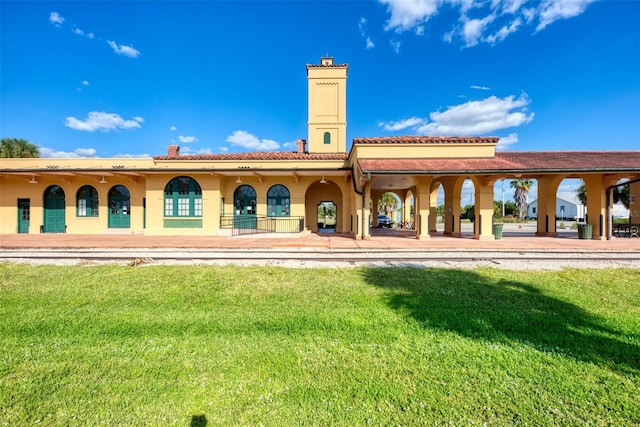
[
  {"x1": 108, "y1": 185, "x2": 130, "y2": 228},
  {"x1": 43, "y1": 185, "x2": 65, "y2": 233},
  {"x1": 305, "y1": 179, "x2": 343, "y2": 233},
  {"x1": 546, "y1": 178, "x2": 585, "y2": 237},
  {"x1": 375, "y1": 192, "x2": 400, "y2": 228},
  {"x1": 317, "y1": 201, "x2": 336, "y2": 233},
  {"x1": 460, "y1": 178, "x2": 476, "y2": 237},
  {"x1": 233, "y1": 185, "x2": 257, "y2": 230}
]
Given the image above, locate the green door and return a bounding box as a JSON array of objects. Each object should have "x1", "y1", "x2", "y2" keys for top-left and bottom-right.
[
  {"x1": 18, "y1": 199, "x2": 30, "y2": 233},
  {"x1": 233, "y1": 185, "x2": 257, "y2": 229},
  {"x1": 108, "y1": 185, "x2": 131, "y2": 229},
  {"x1": 43, "y1": 186, "x2": 66, "y2": 233}
]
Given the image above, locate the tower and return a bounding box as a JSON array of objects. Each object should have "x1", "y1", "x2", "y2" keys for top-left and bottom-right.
[{"x1": 306, "y1": 57, "x2": 348, "y2": 153}]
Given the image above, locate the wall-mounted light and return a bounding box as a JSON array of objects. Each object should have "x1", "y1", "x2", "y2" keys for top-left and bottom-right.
[
  {"x1": 29, "y1": 175, "x2": 38, "y2": 184},
  {"x1": 235, "y1": 176, "x2": 242, "y2": 184},
  {"x1": 320, "y1": 176, "x2": 327, "y2": 184},
  {"x1": 99, "y1": 176, "x2": 107, "y2": 184}
]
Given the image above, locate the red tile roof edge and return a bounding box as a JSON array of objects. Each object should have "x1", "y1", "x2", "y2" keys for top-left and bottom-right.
[
  {"x1": 353, "y1": 136, "x2": 500, "y2": 144},
  {"x1": 153, "y1": 152, "x2": 348, "y2": 161}
]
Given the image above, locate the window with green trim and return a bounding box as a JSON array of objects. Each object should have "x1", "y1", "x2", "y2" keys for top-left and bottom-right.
[
  {"x1": 76, "y1": 185, "x2": 99, "y2": 217},
  {"x1": 323, "y1": 132, "x2": 331, "y2": 144},
  {"x1": 267, "y1": 184, "x2": 290, "y2": 217},
  {"x1": 164, "y1": 176, "x2": 202, "y2": 217}
]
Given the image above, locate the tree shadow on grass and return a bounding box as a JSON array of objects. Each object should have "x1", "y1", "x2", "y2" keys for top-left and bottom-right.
[{"x1": 363, "y1": 268, "x2": 639, "y2": 375}]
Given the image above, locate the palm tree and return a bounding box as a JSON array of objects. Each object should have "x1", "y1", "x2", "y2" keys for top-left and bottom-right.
[
  {"x1": 377, "y1": 192, "x2": 399, "y2": 216},
  {"x1": 510, "y1": 179, "x2": 533, "y2": 220},
  {"x1": 0, "y1": 138, "x2": 40, "y2": 158}
]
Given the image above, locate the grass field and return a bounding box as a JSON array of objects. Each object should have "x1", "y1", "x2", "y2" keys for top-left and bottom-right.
[{"x1": 1, "y1": 264, "x2": 639, "y2": 426}]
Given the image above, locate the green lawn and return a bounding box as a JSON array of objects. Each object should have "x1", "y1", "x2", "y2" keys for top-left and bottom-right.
[{"x1": 1, "y1": 264, "x2": 639, "y2": 426}]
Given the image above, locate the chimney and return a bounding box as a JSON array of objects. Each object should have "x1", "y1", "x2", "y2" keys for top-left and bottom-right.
[
  {"x1": 296, "y1": 139, "x2": 307, "y2": 154},
  {"x1": 167, "y1": 145, "x2": 180, "y2": 158}
]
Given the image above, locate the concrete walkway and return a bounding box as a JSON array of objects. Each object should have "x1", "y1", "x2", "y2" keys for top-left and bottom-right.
[{"x1": 1, "y1": 223, "x2": 638, "y2": 251}]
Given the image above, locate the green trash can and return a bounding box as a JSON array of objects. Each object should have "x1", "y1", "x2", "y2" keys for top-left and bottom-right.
[
  {"x1": 577, "y1": 223, "x2": 593, "y2": 239},
  {"x1": 493, "y1": 223, "x2": 504, "y2": 240}
]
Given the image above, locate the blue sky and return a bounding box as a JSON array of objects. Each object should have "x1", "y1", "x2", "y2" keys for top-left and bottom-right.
[
  {"x1": 1, "y1": 1, "x2": 638, "y2": 202},
  {"x1": 2, "y1": 0, "x2": 639, "y2": 158}
]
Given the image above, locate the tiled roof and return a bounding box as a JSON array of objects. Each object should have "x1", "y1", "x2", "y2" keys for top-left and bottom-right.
[
  {"x1": 353, "y1": 136, "x2": 500, "y2": 145},
  {"x1": 358, "y1": 151, "x2": 640, "y2": 173},
  {"x1": 153, "y1": 151, "x2": 348, "y2": 161},
  {"x1": 306, "y1": 63, "x2": 348, "y2": 68}
]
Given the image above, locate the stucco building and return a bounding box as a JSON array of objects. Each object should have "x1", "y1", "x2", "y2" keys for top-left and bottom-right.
[{"x1": 1, "y1": 57, "x2": 639, "y2": 241}]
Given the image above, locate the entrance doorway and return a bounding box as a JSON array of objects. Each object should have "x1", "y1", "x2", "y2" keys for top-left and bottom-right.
[
  {"x1": 317, "y1": 201, "x2": 337, "y2": 233},
  {"x1": 43, "y1": 185, "x2": 65, "y2": 233},
  {"x1": 108, "y1": 185, "x2": 131, "y2": 228},
  {"x1": 18, "y1": 199, "x2": 30, "y2": 233},
  {"x1": 234, "y1": 185, "x2": 257, "y2": 230}
]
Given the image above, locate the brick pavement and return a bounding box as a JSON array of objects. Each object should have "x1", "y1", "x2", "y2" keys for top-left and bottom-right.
[{"x1": 1, "y1": 229, "x2": 638, "y2": 251}]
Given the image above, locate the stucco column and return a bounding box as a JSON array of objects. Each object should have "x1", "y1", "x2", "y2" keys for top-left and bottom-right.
[
  {"x1": 414, "y1": 176, "x2": 432, "y2": 239},
  {"x1": 536, "y1": 176, "x2": 563, "y2": 236},
  {"x1": 441, "y1": 177, "x2": 462, "y2": 236},
  {"x1": 354, "y1": 182, "x2": 372, "y2": 240},
  {"x1": 474, "y1": 180, "x2": 495, "y2": 240},
  {"x1": 583, "y1": 175, "x2": 608, "y2": 240}
]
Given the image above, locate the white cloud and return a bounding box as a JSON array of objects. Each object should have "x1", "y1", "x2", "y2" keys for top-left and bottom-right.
[
  {"x1": 379, "y1": 94, "x2": 534, "y2": 136},
  {"x1": 71, "y1": 27, "x2": 95, "y2": 39},
  {"x1": 40, "y1": 147, "x2": 96, "y2": 158},
  {"x1": 471, "y1": 85, "x2": 490, "y2": 90},
  {"x1": 219, "y1": 147, "x2": 229, "y2": 152},
  {"x1": 106, "y1": 40, "x2": 140, "y2": 58},
  {"x1": 536, "y1": 0, "x2": 595, "y2": 32},
  {"x1": 495, "y1": 132, "x2": 519, "y2": 151},
  {"x1": 180, "y1": 147, "x2": 212, "y2": 155},
  {"x1": 178, "y1": 135, "x2": 198, "y2": 143},
  {"x1": 378, "y1": 117, "x2": 425, "y2": 131},
  {"x1": 359, "y1": 17, "x2": 376, "y2": 49},
  {"x1": 379, "y1": 0, "x2": 594, "y2": 47},
  {"x1": 484, "y1": 18, "x2": 521, "y2": 44},
  {"x1": 366, "y1": 37, "x2": 375, "y2": 49},
  {"x1": 390, "y1": 39, "x2": 402, "y2": 53},
  {"x1": 416, "y1": 94, "x2": 534, "y2": 135},
  {"x1": 170, "y1": 126, "x2": 177, "y2": 131},
  {"x1": 64, "y1": 111, "x2": 144, "y2": 132},
  {"x1": 49, "y1": 12, "x2": 64, "y2": 26},
  {"x1": 226, "y1": 130, "x2": 280, "y2": 151},
  {"x1": 82, "y1": 80, "x2": 90, "y2": 86},
  {"x1": 380, "y1": 0, "x2": 440, "y2": 32},
  {"x1": 462, "y1": 14, "x2": 495, "y2": 47}
]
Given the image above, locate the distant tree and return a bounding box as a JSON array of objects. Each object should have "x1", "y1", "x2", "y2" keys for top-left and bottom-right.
[
  {"x1": 577, "y1": 182, "x2": 630, "y2": 209},
  {"x1": 576, "y1": 184, "x2": 587, "y2": 206},
  {"x1": 0, "y1": 138, "x2": 40, "y2": 158},
  {"x1": 510, "y1": 179, "x2": 533, "y2": 220},
  {"x1": 377, "y1": 192, "x2": 398, "y2": 216}
]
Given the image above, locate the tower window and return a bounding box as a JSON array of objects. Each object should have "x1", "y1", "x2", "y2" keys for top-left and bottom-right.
[{"x1": 323, "y1": 132, "x2": 331, "y2": 145}]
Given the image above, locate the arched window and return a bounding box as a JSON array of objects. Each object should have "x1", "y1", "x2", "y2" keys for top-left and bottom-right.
[
  {"x1": 76, "y1": 185, "x2": 99, "y2": 217},
  {"x1": 323, "y1": 131, "x2": 331, "y2": 145},
  {"x1": 267, "y1": 184, "x2": 290, "y2": 217},
  {"x1": 164, "y1": 176, "x2": 202, "y2": 217}
]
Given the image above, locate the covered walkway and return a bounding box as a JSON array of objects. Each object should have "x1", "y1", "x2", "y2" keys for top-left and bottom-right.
[{"x1": 1, "y1": 224, "x2": 637, "y2": 251}]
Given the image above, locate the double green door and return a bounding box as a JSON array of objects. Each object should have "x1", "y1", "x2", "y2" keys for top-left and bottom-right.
[
  {"x1": 43, "y1": 186, "x2": 66, "y2": 233},
  {"x1": 108, "y1": 185, "x2": 131, "y2": 229}
]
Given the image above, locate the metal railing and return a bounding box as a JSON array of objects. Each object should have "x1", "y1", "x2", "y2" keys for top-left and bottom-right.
[{"x1": 220, "y1": 215, "x2": 304, "y2": 236}]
